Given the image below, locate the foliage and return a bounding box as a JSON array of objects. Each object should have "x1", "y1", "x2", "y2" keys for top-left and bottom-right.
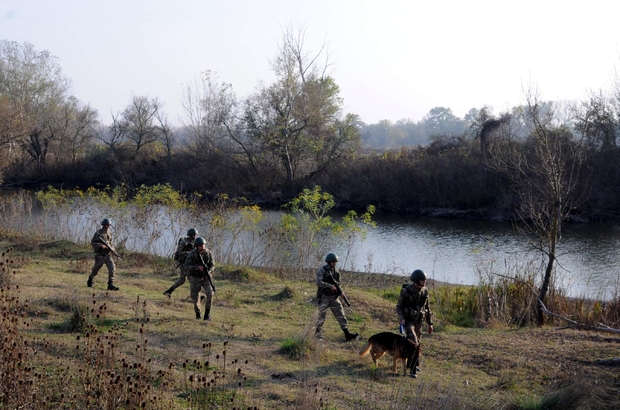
[{"x1": 278, "y1": 186, "x2": 374, "y2": 275}]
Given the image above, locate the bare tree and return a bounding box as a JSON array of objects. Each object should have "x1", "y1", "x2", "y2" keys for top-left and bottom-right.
[
  {"x1": 121, "y1": 95, "x2": 163, "y2": 160},
  {"x1": 154, "y1": 109, "x2": 176, "y2": 164},
  {"x1": 486, "y1": 87, "x2": 587, "y2": 326},
  {"x1": 95, "y1": 111, "x2": 125, "y2": 151},
  {"x1": 573, "y1": 90, "x2": 617, "y2": 151}
]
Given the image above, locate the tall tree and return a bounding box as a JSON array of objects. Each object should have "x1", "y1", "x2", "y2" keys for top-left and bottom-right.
[
  {"x1": 574, "y1": 90, "x2": 617, "y2": 151},
  {"x1": 243, "y1": 24, "x2": 360, "y2": 186},
  {"x1": 0, "y1": 40, "x2": 73, "y2": 170},
  {"x1": 121, "y1": 95, "x2": 164, "y2": 160},
  {"x1": 486, "y1": 89, "x2": 586, "y2": 326}
]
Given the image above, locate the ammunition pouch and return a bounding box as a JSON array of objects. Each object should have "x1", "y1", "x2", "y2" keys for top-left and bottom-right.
[{"x1": 405, "y1": 308, "x2": 424, "y2": 324}]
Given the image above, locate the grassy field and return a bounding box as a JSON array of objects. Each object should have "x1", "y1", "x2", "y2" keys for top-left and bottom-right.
[{"x1": 1, "y1": 236, "x2": 619, "y2": 409}]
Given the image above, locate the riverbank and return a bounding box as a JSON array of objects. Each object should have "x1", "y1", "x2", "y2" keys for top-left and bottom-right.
[{"x1": 1, "y1": 236, "x2": 618, "y2": 409}]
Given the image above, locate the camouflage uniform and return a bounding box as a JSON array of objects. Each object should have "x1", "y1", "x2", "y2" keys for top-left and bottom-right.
[
  {"x1": 184, "y1": 247, "x2": 215, "y2": 319},
  {"x1": 88, "y1": 227, "x2": 116, "y2": 287},
  {"x1": 396, "y1": 283, "x2": 433, "y2": 345},
  {"x1": 165, "y1": 237, "x2": 195, "y2": 295},
  {"x1": 315, "y1": 264, "x2": 351, "y2": 335}
]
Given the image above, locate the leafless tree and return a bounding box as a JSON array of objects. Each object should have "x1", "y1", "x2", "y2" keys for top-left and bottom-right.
[
  {"x1": 154, "y1": 109, "x2": 176, "y2": 164},
  {"x1": 486, "y1": 87, "x2": 587, "y2": 326},
  {"x1": 121, "y1": 95, "x2": 164, "y2": 160}
]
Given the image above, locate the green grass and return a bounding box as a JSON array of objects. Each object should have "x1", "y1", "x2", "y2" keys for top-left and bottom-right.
[{"x1": 0, "y1": 236, "x2": 618, "y2": 409}]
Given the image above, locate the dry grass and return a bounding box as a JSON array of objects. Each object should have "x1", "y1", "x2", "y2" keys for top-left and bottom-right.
[{"x1": 1, "y1": 236, "x2": 619, "y2": 409}]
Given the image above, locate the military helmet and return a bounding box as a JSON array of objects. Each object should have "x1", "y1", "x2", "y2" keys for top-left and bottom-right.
[
  {"x1": 101, "y1": 218, "x2": 111, "y2": 226},
  {"x1": 187, "y1": 228, "x2": 198, "y2": 236},
  {"x1": 410, "y1": 269, "x2": 427, "y2": 283},
  {"x1": 325, "y1": 252, "x2": 339, "y2": 263},
  {"x1": 194, "y1": 236, "x2": 207, "y2": 247}
]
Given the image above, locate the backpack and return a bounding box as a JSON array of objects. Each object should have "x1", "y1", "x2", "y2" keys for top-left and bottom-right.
[{"x1": 173, "y1": 237, "x2": 184, "y2": 261}]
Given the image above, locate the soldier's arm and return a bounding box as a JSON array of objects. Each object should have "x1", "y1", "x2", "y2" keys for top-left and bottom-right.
[
  {"x1": 424, "y1": 297, "x2": 433, "y2": 325},
  {"x1": 91, "y1": 231, "x2": 104, "y2": 251},
  {"x1": 204, "y1": 251, "x2": 215, "y2": 274},
  {"x1": 395, "y1": 289, "x2": 407, "y2": 321},
  {"x1": 316, "y1": 267, "x2": 336, "y2": 290}
]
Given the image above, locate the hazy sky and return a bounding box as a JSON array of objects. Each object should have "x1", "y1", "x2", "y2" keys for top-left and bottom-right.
[{"x1": 2, "y1": 0, "x2": 619, "y2": 125}]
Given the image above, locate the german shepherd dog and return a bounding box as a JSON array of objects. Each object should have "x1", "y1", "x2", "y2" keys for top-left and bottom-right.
[{"x1": 359, "y1": 332, "x2": 420, "y2": 376}]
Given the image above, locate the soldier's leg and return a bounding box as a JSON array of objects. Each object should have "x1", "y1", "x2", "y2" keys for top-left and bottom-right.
[
  {"x1": 330, "y1": 298, "x2": 358, "y2": 340},
  {"x1": 404, "y1": 322, "x2": 421, "y2": 376},
  {"x1": 403, "y1": 322, "x2": 420, "y2": 344},
  {"x1": 170, "y1": 269, "x2": 187, "y2": 291},
  {"x1": 203, "y1": 280, "x2": 213, "y2": 320},
  {"x1": 188, "y1": 277, "x2": 202, "y2": 319},
  {"x1": 315, "y1": 297, "x2": 330, "y2": 337},
  {"x1": 412, "y1": 322, "x2": 423, "y2": 371},
  {"x1": 165, "y1": 268, "x2": 187, "y2": 296},
  {"x1": 104, "y1": 256, "x2": 117, "y2": 290},
  {"x1": 88, "y1": 254, "x2": 105, "y2": 286}
]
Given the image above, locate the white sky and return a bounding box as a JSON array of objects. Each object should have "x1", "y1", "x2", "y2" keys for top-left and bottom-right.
[{"x1": 2, "y1": 0, "x2": 620, "y2": 125}]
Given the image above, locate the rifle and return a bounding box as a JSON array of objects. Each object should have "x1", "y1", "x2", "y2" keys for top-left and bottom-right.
[
  {"x1": 198, "y1": 253, "x2": 216, "y2": 293},
  {"x1": 97, "y1": 236, "x2": 123, "y2": 261},
  {"x1": 324, "y1": 268, "x2": 351, "y2": 307}
]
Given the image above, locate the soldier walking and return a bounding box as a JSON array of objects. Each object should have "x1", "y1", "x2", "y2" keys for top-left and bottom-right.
[
  {"x1": 163, "y1": 228, "x2": 198, "y2": 297},
  {"x1": 87, "y1": 218, "x2": 119, "y2": 291},
  {"x1": 315, "y1": 252, "x2": 359, "y2": 341},
  {"x1": 184, "y1": 237, "x2": 216, "y2": 320},
  {"x1": 396, "y1": 269, "x2": 434, "y2": 378}
]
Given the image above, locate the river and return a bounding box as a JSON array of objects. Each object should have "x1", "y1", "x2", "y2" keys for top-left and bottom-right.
[
  {"x1": 1, "y1": 189, "x2": 618, "y2": 301},
  {"x1": 346, "y1": 214, "x2": 620, "y2": 301}
]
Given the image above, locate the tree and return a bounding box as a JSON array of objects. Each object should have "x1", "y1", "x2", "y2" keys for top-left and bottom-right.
[
  {"x1": 486, "y1": 88, "x2": 586, "y2": 326},
  {"x1": 120, "y1": 95, "x2": 164, "y2": 160},
  {"x1": 422, "y1": 106, "x2": 466, "y2": 137},
  {"x1": 181, "y1": 71, "x2": 232, "y2": 154},
  {"x1": 573, "y1": 90, "x2": 617, "y2": 151},
  {"x1": 0, "y1": 95, "x2": 27, "y2": 177},
  {"x1": 243, "y1": 24, "x2": 360, "y2": 186},
  {"x1": 49, "y1": 97, "x2": 98, "y2": 166},
  {"x1": 0, "y1": 40, "x2": 73, "y2": 170},
  {"x1": 472, "y1": 106, "x2": 512, "y2": 157}
]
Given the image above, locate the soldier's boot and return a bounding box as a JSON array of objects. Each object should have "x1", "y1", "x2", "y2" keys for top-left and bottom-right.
[
  {"x1": 408, "y1": 356, "x2": 421, "y2": 372},
  {"x1": 107, "y1": 282, "x2": 119, "y2": 291},
  {"x1": 87, "y1": 277, "x2": 93, "y2": 287},
  {"x1": 203, "y1": 309, "x2": 211, "y2": 321},
  {"x1": 163, "y1": 287, "x2": 174, "y2": 298},
  {"x1": 343, "y1": 328, "x2": 359, "y2": 341},
  {"x1": 315, "y1": 327, "x2": 324, "y2": 340}
]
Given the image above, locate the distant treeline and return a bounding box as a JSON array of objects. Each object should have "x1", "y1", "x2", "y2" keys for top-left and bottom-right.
[{"x1": 2, "y1": 39, "x2": 620, "y2": 221}]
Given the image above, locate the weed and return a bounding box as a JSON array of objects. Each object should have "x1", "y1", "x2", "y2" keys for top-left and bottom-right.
[{"x1": 280, "y1": 336, "x2": 314, "y2": 360}]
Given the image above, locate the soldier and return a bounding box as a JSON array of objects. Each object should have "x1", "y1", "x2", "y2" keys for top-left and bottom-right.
[
  {"x1": 315, "y1": 252, "x2": 359, "y2": 341},
  {"x1": 163, "y1": 228, "x2": 198, "y2": 297},
  {"x1": 184, "y1": 236, "x2": 216, "y2": 320},
  {"x1": 396, "y1": 269, "x2": 434, "y2": 378},
  {"x1": 87, "y1": 218, "x2": 119, "y2": 291}
]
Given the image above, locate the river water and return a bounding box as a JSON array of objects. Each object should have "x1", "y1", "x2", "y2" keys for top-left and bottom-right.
[{"x1": 346, "y1": 214, "x2": 620, "y2": 301}]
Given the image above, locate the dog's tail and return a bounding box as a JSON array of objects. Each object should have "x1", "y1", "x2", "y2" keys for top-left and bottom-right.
[{"x1": 359, "y1": 341, "x2": 371, "y2": 356}]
